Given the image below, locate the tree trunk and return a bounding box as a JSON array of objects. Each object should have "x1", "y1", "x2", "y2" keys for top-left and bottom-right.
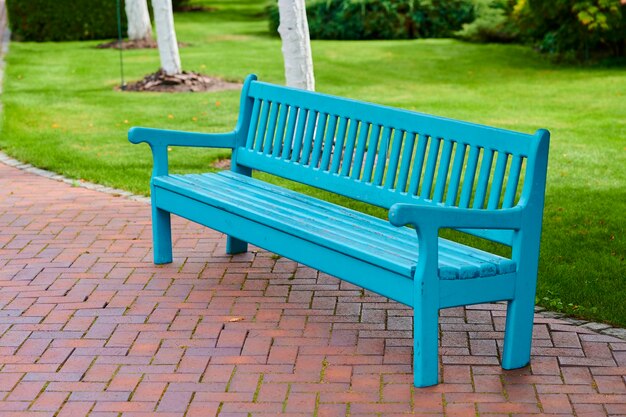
[
  {"x1": 125, "y1": 0, "x2": 152, "y2": 41},
  {"x1": 277, "y1": 0, "x2": 315, "y2": 91},
  {"x1": 151, "y1": 0, "x2": 182, "y2": 75}
]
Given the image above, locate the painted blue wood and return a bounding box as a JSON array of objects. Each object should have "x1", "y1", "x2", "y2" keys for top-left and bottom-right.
[
  {"x1": 272, "y1": 104, "x2": 289, "y2": 157},
  {"x1": 310, "y1": 112, "x2": 329, "y2": 168},
  {"x1": 408, "y1": 134, "x2": 428, "y2": 196},
  {"x1": 373, "y1": 126, "x2": 392, "y2": 186},
  {"x1": 351, "y1": 122, "x2": 370, "y2": 180},
  {"x1": 362, "y1": 124, "x2": 381, "y2": 183},
  {"x1": 253, "y1": 99, "x2": 271, "y2": 152},
  {"x1": 396, "y1": 132, "x2": 416, "y2": 192},
  {"x1": 281, "y1": 106, "x2": 299, "y2": 159},
  {"x1": 300, "y1": 110, "x2": 318, "y2": 165},
  {"x1": 290, "y1": 108, "x2": 308, "y2": 162},
  {"x1": 129, "y1": 74, "x2": 550, "y2": 388},
  {"x1": 339, "y1": 120, "x2": 359, "y2": 176},
  {"x1": 473, "y1": 148, "x2": 495, "y2": 209},
  {"x1": 330, "y1": 117, "x2": 348, "y2": 174},
  {"x1": 445, "y1": 143, "x2": 467, "y2": 206},
  {"x1": 383, "y1": 129, "x2": 404, "y2": 189}
]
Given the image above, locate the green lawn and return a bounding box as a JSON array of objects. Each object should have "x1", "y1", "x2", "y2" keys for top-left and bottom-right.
[{"x1": 1, "y1": 0, "x2": 625, "y2": 325}]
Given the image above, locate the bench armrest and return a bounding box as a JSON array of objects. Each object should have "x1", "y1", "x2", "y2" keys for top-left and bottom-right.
[
  {"x1": 129, "y1": 127, "x2": 237, "y2": 148},
  {"x1": 128, "y1": 127, "x2": 237, "y2": 177},
  {"x1": 388, "y1": 204, "x2": 522, "y2": 285},
  {"x1": 388, "y1": 204, "x2": 523, "y2": 231}
]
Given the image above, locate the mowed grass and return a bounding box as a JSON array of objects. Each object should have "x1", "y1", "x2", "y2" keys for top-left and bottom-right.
[{"x1": 1, "y1": 0, "x2": 625, "y2": 325}]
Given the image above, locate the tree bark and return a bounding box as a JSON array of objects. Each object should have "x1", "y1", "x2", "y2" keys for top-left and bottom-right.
[
  {"x1": 151, "y1": 0, "x2": 182, "y2": 75},
  {"x1": 277, "y1": 0, "x2": 315, "y2": 91},
  {"x1": 125, "y1": 0, "x2": 152, "y2": 41}
]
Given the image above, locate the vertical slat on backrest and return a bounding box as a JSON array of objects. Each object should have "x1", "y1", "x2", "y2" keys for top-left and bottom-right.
[
  {"x1": 340, "y1": 120, "x2": 360, "y2": 176},
  {"x1": 263, "y1": 102, "x2": 280, "y2": 154},
  {"x1": 300, "y1": 111, "x2": 318, "y2": 165},
  {"x1": 408, "y1": 134, "x2": 429, "y2": 195},
  {"x1": 420, "y1": 137, "x2": 442, "y2": 199},
  {"x1": 487, "y1": 152, "x2": 509, "y2": 209},
  {"x1": 245, "y1": 98, "x2": 261, "y2": 149},
  {"x1": 383, "y1": 129, "x2": 405, "y2": 189},
  {"x1": 320, "y1": 115, "x2": 338, "y2": 170},
  {"x1": 502, "y1": 155, "x2": 523, "y2": 208},
  {"x1": 433, "y1": 139, "x2": 454, "y2": 203},
  {"x1": 459, "y1": 146, "x2": 480, "y2": 208},
  {"x1": 373, "y1": 127, "x2": 392, "y2": 186},
  {"x1": 253, "y1": 100, "x2": 271, "y2": 152},
  {"x1": 310, "y1": 113, "x2": 329, "y2": 168},
  {"x1": 472, "y1": 148, "x2": 494, "y2": 209},
  {"x1": 290, "y1": 108, "x2": 308, "y2": 162},
  {"x1": 396, "y1": 132, "x2": 416, "y2": 192},
  {"x1": 330, "y1": 117, "x2": 348, "y2": 174},
  {"x1": 445, "y1": 143, "x2": 467, "y2": 206},
  {"x1": 362, "y1": 125, "x2": 381, "y2": 183},
  {"x1": 351, "y1": 123, "x2": 370, "y2": 180},
  {"x1": 272, "y1": 104, "x2": 289, "y2": 157},
  {"x1": 281, "y1": 106, "x2": 299, "y2": 159}
]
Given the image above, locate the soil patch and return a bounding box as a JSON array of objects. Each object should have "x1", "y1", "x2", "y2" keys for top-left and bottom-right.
[
  {"x1": 175, "y1": 5, "x2": 217, "y2": 12},
  {"x1": 97, "y1": 38, "x2": 159, "y2": 50},
  {"x1": 123, "y1": 69, "x2": 241, "y2": 93},
  {"x1": 212, "y1": 158, "x2": 232, "y2": 170},
  {"x1": 96, "y1": 39, "x2": 190, "y2": 50}
]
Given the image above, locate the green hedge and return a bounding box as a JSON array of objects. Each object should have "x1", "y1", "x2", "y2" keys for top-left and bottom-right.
[
  {"x1": 7, "y1": 0, "x2": 126, "y2": 42},
  {"x1": 268, "y1": 0, "x2": 475, "y2": 40}
]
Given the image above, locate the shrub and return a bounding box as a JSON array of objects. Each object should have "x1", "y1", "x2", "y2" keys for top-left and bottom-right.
[
  {"x1": 456, "y1": 0, "x2": 519, "y2": 43},
  {"x1": 267, "y1": 0, "x2": 475, "y2": 40},
  {"x1": 512, "y1": 0, "x2": 625, "y2": 60},
  {"x1": 7, "y1": 0, "x2": 126, "y2": 42},
  {"x1": 412, "y1": 0, "x2": 476, "y2": 38}
]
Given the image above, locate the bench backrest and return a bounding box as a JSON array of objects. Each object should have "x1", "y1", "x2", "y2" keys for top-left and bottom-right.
[{"x1": 232, "y1": 75, "x2": 550, "y2": 245}]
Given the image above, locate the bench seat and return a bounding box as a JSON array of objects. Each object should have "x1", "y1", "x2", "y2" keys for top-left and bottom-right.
[{"x1": 154, "y1": 170, "x2": 517, "y2": 281}]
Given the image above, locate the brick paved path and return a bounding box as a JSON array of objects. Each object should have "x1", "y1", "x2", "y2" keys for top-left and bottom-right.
[{"x1": 2, "y1": 162, "x2": 626, "y2": 416}]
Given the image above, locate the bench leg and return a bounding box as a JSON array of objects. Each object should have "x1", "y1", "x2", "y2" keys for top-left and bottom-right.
[
  {"x1": 152, "y1": 206, "x2": 173, "y2": 264},
  {"x1": 413, "y1": 304, "x2": 439, "y2": 387},
  {"x1": 501, "y1": 297, "x2": 534, "y2": 369},
  {"x1": 226, "y1": 236, "x2": 248, "y2": 255}
]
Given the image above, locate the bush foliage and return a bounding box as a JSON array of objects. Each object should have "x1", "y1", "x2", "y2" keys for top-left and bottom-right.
[
  {"x1": 268, "y1": 0, "x2": 475, "y2": 40},
  {"x1": 456, "y1": 0, "x2": 519, "y2": 43},
  {"x1": 7, "y1": 0, "x2": 126, "y2": 42},
  {"x1": 458, "y1": 0, "x2": 625, "y2": 61},
  {"x1": 513, "y1": 0, "x2": 625, "y2": 60}
]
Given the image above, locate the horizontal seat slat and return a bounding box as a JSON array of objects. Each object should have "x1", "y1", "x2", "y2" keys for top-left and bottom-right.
[
  {"x1": 158, "y1": 175, "x2": 415, "y2": 276},
  {"x1": 218, "y1": 171, "x2": 516, "y2": 275},
  {"x1": 154, "y1": 172, "x2": 516, "y2": 280},
  {"x1": 189, "y1": 174, "x2": 420, "y2": 262}
]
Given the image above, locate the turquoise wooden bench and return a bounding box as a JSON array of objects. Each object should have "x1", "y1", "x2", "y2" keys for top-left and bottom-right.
[{"x1": 129, "y1": 74, "x2": 550, "y2": 387}]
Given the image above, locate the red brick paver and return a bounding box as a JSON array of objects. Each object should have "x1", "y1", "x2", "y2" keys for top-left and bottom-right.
[{"x1": 1, "y1": 161, "x2": 626, "y2": 417}]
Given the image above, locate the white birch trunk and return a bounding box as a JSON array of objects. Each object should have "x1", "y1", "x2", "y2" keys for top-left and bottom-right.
[
  {"x1": 277, "y1": 0, "x2": 315, "y2": 91},
  {"x1": 125, "y1": 0, "x2": 152, "y2": 41},
  {"x1": 151, "y1": 0, "x2": 182, "y2": 75}
]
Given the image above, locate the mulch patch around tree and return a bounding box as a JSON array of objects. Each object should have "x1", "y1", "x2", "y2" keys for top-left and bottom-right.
[
  {"x1": 211, "y1": 158, "x2": 232, "y2": 170},
  {"x1": 123, "y1": 69, "x2": 241, "y2": 93},
  {"x1": 175, "y1": 5, "x2": 217, "y2": 12},
  {"x1": 96, "y1": 38, "x2": 159, "y2": 50}
]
